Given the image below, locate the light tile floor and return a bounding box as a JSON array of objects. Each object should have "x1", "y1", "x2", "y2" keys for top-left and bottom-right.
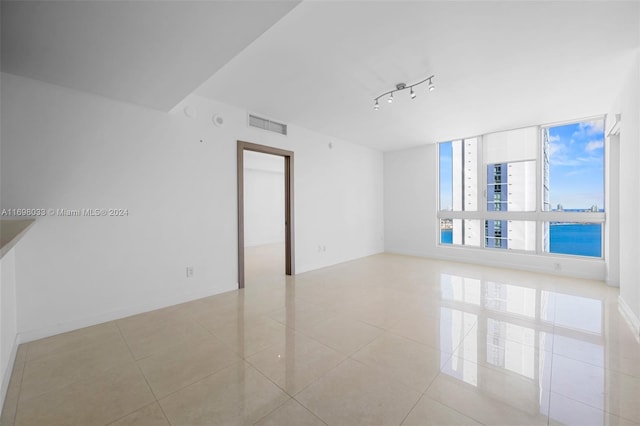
[{"x1": 2, "y1": 253, "x2": 640, "y2": 425}]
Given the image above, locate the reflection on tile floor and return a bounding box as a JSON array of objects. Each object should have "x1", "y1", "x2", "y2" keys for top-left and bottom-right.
[{"x1": 2, "y1": 253, "x2": 640, "y2": 425}]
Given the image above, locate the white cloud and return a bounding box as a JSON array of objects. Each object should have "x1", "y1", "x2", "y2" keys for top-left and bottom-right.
[
  {"x1": 584, "y1": 120, "x2": 604, "y2": 134},
  {"x1": 573, "y1": 120, "x2": 605, "y2": 139},
  {"x1": 550, "y1": 157, "x2": 581, "y2": 167},
  {"x1": 549, "y1": 134, "x2": 561, "y2": 142},
  {"x1": 548, "y1": 142, "x2": 562, "y2": 157},
  {"x1": 585, "y1": 140, "x2": 604, "y2": 152},
  {"x1": 576, "y1": 156, "x2": 602, "y2": 164}
]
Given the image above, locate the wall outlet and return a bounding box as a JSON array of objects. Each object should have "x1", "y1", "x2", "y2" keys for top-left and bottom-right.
[{"x1": 186, "y1": 266, "x2": 194, "y2": 278}]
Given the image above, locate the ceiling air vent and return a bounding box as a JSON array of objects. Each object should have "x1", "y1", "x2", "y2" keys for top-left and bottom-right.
[{"x1": 248, "y1": 114, "x2": 287, "y2": 136}]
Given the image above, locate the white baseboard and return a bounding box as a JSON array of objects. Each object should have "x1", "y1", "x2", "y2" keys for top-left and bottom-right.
[
  {"x1": 295, "y1": 248, "x2": 385, "y2": 275},
  {"x1": 384, "y1": 247, "x2": 606, "y2": 281},
  {"x1": 618, "y1": 295, "x2": 640, "y2": 343},
  {"x1": 0, "y1": 334, "x2": 19, "y2": 416},
  {"x1": 17, "y1": 287, "x2": 226, "y2": 344},
  {"x1": 605, "y1": 278, "x2": 620, "y2": 287}
]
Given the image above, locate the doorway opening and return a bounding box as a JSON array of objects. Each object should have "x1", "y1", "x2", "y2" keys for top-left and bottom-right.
[{"x1": 237, "y1": 141, "x2": 294, "y2": 289}]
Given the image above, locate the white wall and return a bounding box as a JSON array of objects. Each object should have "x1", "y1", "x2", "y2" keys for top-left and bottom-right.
[
  {"x1": 385, "y1": 145, "x2": 437, "y2": 256},
  {"x1": 0, "y1": 249, "x2": 18, "y2": 411},
  {"x1": 613, "y1": 50, "x2": 640, "y2": 337},
  {"x1": 384, "y1": 144, "x2": 608, "y2": 281},
  {"x1": 243, "y1": 152, "x2": 285, "y2": 247},
  {"x1": 0, "y1": 72, "x2": 384, "y2": 341}
]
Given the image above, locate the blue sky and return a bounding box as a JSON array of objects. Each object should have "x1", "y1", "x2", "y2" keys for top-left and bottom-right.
[
  {"x1": 439, "y1": 142, "x2": 453, "y2": 210},
  {"x1": 548, "y1": 120, "x2": 604, "y2": 210},
  {"x1": 439, "y1": 119, "x2": 604, "y2": 211}
]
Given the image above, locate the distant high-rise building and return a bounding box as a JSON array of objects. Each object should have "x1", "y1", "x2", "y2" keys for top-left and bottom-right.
[
  {"x1": 487, "y1": 163, "x2": 507, "y2": 211},
  {"x1": 485, "y1": 161, "x2": 535, "y2": 250},
  {"x1": 485, "y1": 219, "x2": 508, "y2": 248},
  {"x1": 450, "y1": 137, "x2": 536, "y2": 250},
  {"x1": 557, "y1": 203, "x2": 563, "y2": 211}
]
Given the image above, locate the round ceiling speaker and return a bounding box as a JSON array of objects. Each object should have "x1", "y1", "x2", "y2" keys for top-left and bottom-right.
[
  {"x1": 183, "y1": 106, "x2": 196, "y2": 118},
  {"x1": 212, "y1": 114, "x2": 224, "y2": 127}
]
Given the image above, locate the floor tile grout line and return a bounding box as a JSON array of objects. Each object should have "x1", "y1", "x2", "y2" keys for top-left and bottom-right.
[
  {"x1": 147, "y1": 353, "x2": 241, "y2": 401},
  {"x1": 242, "y1": 326, "x2": 348, "y2": 363},
  {"x1": 287, "y1": 354, "x2": 355, "y2": 414},
  {"x1": 399, "y1": 363, "x2": 486, "y2": 426},
  {"x1": 376, "y1": 327, "x2": 451, "y2": 355},
  {"x1": 155, "y1": 399, "x2": 173, "y2": 426},
  {"x1": 546, "y1": 389, "x2": 639, "y2": 424},
  {"x1": 290, "y1": 394, "x2": 332, "y2": 426},
  {"x1": 344, "y1": 351, "x2": 427, "y2": 426},
  {"x1": 551, "y1": 350, "x2": 640, "y2": 382},
  {"x1": 398, "y1": 396, "x2": 422, "y2": 426},
  {"x1": 198, "y1": 312, "x2": 290, "y2": 340},
  {"x1": 111, "y1": 320, "x2": 172, "y2": 426},
  {"x1": 113, "y1": 320, "x2": 141, "y2": 368},
  {"x1": 547, "y1": 325, "x2": 554, "y2": 426},
  {"x1": 298, "y1": 403, "x2": 330, "y2": 426},
  {"x1": 284, "y1": 319, "x2": 381, "y2": 358},
  {"x1": 147, "y1": 359, "x2": 246, "y2": 404},
  {"x1": 248, "y1": 394, "x2": 292, "y2": 426},
  {"x1": 242, "y1": 355, "x2": 293, "y2": 397},
  {"x1": 101, "y1": 401, "x2": 166, "y2": 426},
  {"x1": 192, "y1": 314, "x2": 229, "y2": 341},
  {"x1": 238, "y1": 357, "x2": 317, "y2": 426},
  {"x1": 347, "y1": 333, "x2": 449, "y2": 395},
  {"x1": 183, "y1": 359, "x2": 289, "y2": 425},
  {"x1": 113, "y1": 323, "x2": 157, "y2": 402},
  {"x1": 547, "y1": 314, "x2": 559, "y2": 425}
]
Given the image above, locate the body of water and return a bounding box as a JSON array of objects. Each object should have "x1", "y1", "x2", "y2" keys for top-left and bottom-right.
[
  {"x1": 440, "y1": 223, "x2": 601, "y2": 257},
  {"x1": 549, "y1": 223, "x2": 601, "y2": 257}
]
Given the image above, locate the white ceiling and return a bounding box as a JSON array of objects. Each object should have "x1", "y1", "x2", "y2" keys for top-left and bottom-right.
[
  {"x1": 196, "y1": 1, "x2": 639, "y2": 151},
  {"x1": 1, "y1": 1, "x2": 300, "y2": 111},
  {"x1": 2, "y1": 1, "x2": 638, "y2": 151}
]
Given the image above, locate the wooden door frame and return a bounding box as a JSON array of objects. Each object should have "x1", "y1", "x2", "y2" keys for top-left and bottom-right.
[{"x1": 237, "y1": 140, "x2": 295, "y2": 289}]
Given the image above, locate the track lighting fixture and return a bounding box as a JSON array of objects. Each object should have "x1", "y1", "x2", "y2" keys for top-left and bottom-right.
[{"x1": 373, "y1": 75, "x2": 435, "y2": 110}]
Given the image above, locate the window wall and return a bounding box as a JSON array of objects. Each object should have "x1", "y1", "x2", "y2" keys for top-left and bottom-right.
[{"x1": 438, "y1": 118, "x2": 605, "y2": 258}]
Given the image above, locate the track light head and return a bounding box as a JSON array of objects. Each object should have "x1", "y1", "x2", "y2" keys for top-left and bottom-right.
[{"x1": 373, "y1": 75, "x2": 435, "y2": 108}]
